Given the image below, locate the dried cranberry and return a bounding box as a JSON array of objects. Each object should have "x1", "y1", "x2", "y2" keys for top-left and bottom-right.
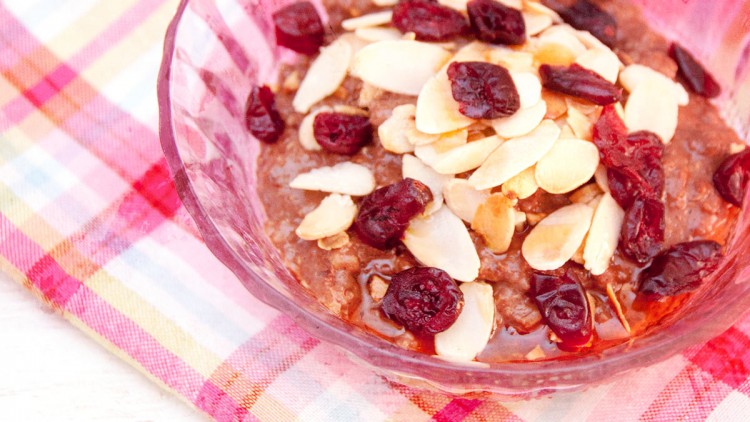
[
  {"x1": 539, "y1": 64, "x2": 622, "y2": 105},
  {"x1": 467, "y1": 0, "x2": 526, "y2": 45},
  {"x1": 592, "y1": 104, "x2": 629, "y2": 167},
  {"x1": 638, "y1": 240, "x2": 723, "y2": 300},
  {"x1": 627, "y1": 131, "x2": 665, "y2": 162},
  {"x1": 354, "y1": 178, "x2": 433, "y2": 249},
  {"x1": 245, "y1": 85, "x2": 285, "y2": 144},
  {"x1": 530, "y1": 266, "x2": 593, "y2": 348},
  {"x1": 713, "y1": 149, "x2": 750, "y2": 207},
  {"x1": 607, "y1": 167, "x2": 662, "y2": 210},
  {"x1": 619, "y1": 196, "x2": 665, "y2": 264},
  {"x1": 542, "y1": 0, "x2": 617, "y2": 47},
  {"x1": 272, "y1": 2, "x2": 325, "y2": 55},
  {"x1": 392, "y1": 0, "x2": 470, "y2": 42},
  {"x1": 447, "y1": 61, "x2": 520, "y2": 119},
  {"x1": 669, "y1": 43, "x2": 721, "y2": 98},
  {"x1": 313, "y1": 112, "x2": 372, "y2": 155},
  {"x1": 381, "y1": 266, "x2": 463, "y2": 335}
]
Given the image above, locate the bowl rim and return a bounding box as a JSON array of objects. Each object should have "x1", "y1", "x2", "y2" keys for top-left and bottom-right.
[{"x1": 157, "y1": 0, "x2": 750, "y2": 394}]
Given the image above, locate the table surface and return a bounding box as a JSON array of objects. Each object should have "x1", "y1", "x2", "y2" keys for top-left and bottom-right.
[{"x1": 0, "y1": 272, "x2": 204, "y2": 421}]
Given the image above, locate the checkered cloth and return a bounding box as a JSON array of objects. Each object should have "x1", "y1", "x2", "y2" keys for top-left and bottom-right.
[{"x1": 2, "y1": 0, "x2": 750, "y2": 420}]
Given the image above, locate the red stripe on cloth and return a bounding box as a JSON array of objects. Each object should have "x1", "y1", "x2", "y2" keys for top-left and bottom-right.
[
  {"x1": 28, "y1": 254, "x2": 82, "y2": 307},
  {"x1": 22, "y1": 63, "x2": 77, "y2": 107},
  {"x1": 0, "y1": 214, "x2": 46, "y2": 273},
  {"x1": 689, "y1": 327, "x2": 750, "y2": 388},
  {"x1": 431, "y1": 398, "x2": 483, "y2": 422},
  {"x1": 195, "y1": 381, "x2": 259, "y2": 422},
  {"x1": 132, "y1": 159, "x2": 182, "y2": 217}
]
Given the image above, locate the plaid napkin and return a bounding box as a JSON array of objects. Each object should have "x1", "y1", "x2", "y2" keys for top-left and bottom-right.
[{"x1": 2, "y1": 0, "x2": 750, "y2": 420}]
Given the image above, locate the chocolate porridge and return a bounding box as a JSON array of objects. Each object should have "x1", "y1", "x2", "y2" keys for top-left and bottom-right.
[{"x1": 248, "y1": 0, "x2": 747, "y2": 362}]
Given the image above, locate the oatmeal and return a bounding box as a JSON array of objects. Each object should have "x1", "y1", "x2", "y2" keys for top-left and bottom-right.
[{"x1": 252, "y1": 0, "x2": 746, "y2": 362}]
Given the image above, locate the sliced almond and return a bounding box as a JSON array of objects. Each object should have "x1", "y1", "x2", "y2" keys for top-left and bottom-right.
[
  {"x1": 501, "y1": 166, "x2": 538, "y2": 199},
  {"x1": 434, "y1": 281, "x2": 494, "y2": 361},
  {"x1": 290, "y1": 162, "x2": 376, "y2": 196},
  {"x1": 570, "y1": 183, "x2": 603, "y2": 204},
  {"x1": 355, "y1": 26, "x2": 403, "y2": 43},
  {"x1": 559, "y1": 123, "x2": 577, "y2": 139},
  {"x1": 341, "y1": 10, "x2": 393, "y2": 31},
  {"x1": 333, "y1": 104, "x2": 369, "y2": 116},
  {"x1": 298, "y1": 106, "x2": 331, "y2": 151},
  {"x1": 406, "y1": 127, "x2": 443, "y2": 146},
  {"x1": 625, "y1": 77, "x2": 678, "y2": 143},
  {"x1": 282, "y1": 70, "x2": 300, "y2": 92},
  {"x1": 378, "y1": 104, "x2": 417, "y2": 153},
  {"x1": 471, "y1": 193, "x2": 516, "y2": 254},
  {"x1": 515, "y1": 211, "x2": 527, "y2": 231},
  {"x1": 619, "y1": 64, "x2": 689, "y2": 106},
  {"x1": 416, "y1": 73, "x2": 475, "y2": 134},
  {"x1": 538, "y1": 26, "x2": 587, "y2": 58},
  {"x1": 469, "y1": 120, "x2": 560, "y2": 190},
  {"x1": 443, "y1": 179, "x2": 491, "y2": 223},
  {"x1": 431, "y1": 136, "x2": 503, "y2": 174},
  {"x1": 351, "y1": 40, "x2": 451, "y2": 96},
  {"x1": 594, "y1": 164, "x2": 610, "y2": 193},
  {"x1": 296, "y1": 194, "x2": 357, "y2": 240},
  {"x1": 437, "y1": 0, "x2": 469, "y2": 11},
  {"x1": 414, "y1": 130, "x2": 468, "y2": 166},
  {"x1": 373, "y1": 0, "x2": 398, "y2": 5},
  {"x1": 511, "y1": 71, "x2": 542, "y2": 109},
  {"x1": 317, "y1": 232, "x2": 350, "y2": 250},
  {"x1": 402, "y1": 154, "x2": 452, "y2": 214},
  {"x1": 521, "y1": 203, "x2": 594, "y2": 270},
  {"x1": 293, "y1": 37, "x2": 353, "y2": 113},
  {"x1": 535, "y1": 138, "x2": 599, "y2": 194},
  {"x1": 358, "y1": 82, "x2": 383, "y2": 108},
  {"x1": 523, "y1": 12, "x2": 553, "y2": 36},
  {"x1": 606, "y1": 283, "x2": 631, "y2": 333},
  {"x1": 499, "y1": 0, "x2": 522, "y2": 8},
  {"x1": 369, "y1": 275, "x2": 389, "y2": 301},
  {"x1": 523, "y1": 1, "x2": 561, "y2": 21},
  {"x1": 487, "y1": 49, "x2": 535, "y2": 72},
  {"x1": 524, "y1": 344, "x2": 546, "y2": 361},
  {"x1": 583, "y1": 193, "x2": 624, "y2": 275},
  {"x1": 574, "y1": 48, "x2": 621, "y2": 83},
  {"x1": 542, "y1": 90, "x2": 568, "y2": 119},
  {"x1": 490, "y1": 99, "x2": 546, "y2": 138},
  {"x1": 566, "y1": 105, "x2": 595, "y2": 140},
  {"x1": 403, "y1": 207, "x2": 481, "y2": 282},
  {"x1": 565, "y1": 97, "x2": 600, "y2": 116}
]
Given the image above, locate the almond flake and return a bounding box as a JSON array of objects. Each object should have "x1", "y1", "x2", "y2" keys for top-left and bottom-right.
[
  {"x1": 526, "y1": 212, "x2": 545, "y2": 226},
  {"x1": 487, "y1": 49, "x2": 535, "y2": 72},
  {"x1": 594, "y1": 164, "x2": 610, "y2": 193},
  {"x1": 282, "y1": 70, "x2": 300, "y2": 92},
  {"x1": 569, "y1": 183, "x2": 603, "y2": 204},
  {"x1": 469, "y1": 120, "x2": 560, "y2": 190},
  {"x1": 293, "y1": 37, "x2": 353, "y2": 113},
  {"x1": 434, "y1": 281, "x2": 494, "y2": 361},
  {"x1": 403, "y1": 207, "x2": 481, "y2": 282},
  {"x1": 355, "y1": 26, "x2": 402, "y2": 42},
  {"x1": 296, "y1": 194, "x2": 357, "y2": 240},
  {"x1": 471, "y1": 193, "x2": 516, "y2": 254},
  {"x1": 358, "y1": 82, "x2": 383, "y2": 108},
  {"x1": 437, "y1": 0, "x2": 469, "y2": 11},
  {"x1": 625, "y1": 76, "x2": 678, "y2": 143},
  {"x1": 521, "y1": 203, "x2": 594, "y2": 270},
  {"x1": 524, "y1": 344, "x2": 546, "y2": 361},
  {"x1": 402, "y1": 154, "x2": 452, "y2": 214},
  {"x1": 574, "y1": 48, "x2": 621, "y2": 83},
  {"x1": 565, "y1": 97, "x2": 600, "y2": 116},
  {"x1": 298, "y1": 106, "x2": 331, "y2": 151},
  {"x1": 606, "y1": 283, "x2": 631, "y2": 333},
  {"x1": 572, "y1": 28, "x2": 609, "y2": 51},
  {"x1": 501, "y1": 166, "x2": 538, "y2": 199},
  {"x1": 317, "y1": 232, "x2": 350, "y2": 250},
  {"x1": 373, "y1": 0, "x2": 398, "y2": 5},
  {"x1": 565, "y1": 105, "x2": 595, "y2": 140},
  {"x1": 414, "y1": 129, "x2": 468, "y2": 166},
  {"x1": 558, "y1": 123, "x2": 577, "y2": 139},
  {"x1": 515, "y1": 211, "x2": 527, "y2": 230},
  {"x1": 342, "y1": 10, "x2": 393, "y2": 31},
  {"x1": 538, "y1": 26, "x2": 587, "y2": 58},
  {"x1": 351, "y1": 40, "x2": 452, "y2": 96},
  {"x1": 523, "y1": 12, "x2": 553, "y2": 36},
  {"x1": 619, "y1": 64, "x2": 689, "y2": 106},
  {"x1": 443, "y1": 179, "x2": 491, "y2": 223},
  {"x1": 523, "y1": 1, "x2": 561, "y2": 21},
  {"x1": 490, "y1": 99, "x2": 546, "y2": 138},
  {"x1": 378, "y1": 104, "x2": 417, "y2": 153},
  {"x1": 542, "y1": 90, "x2": 568, "y2": 119},
  {"x1": 333, "y1": 104, "x2": 369, "y2": 116},
  {"x1": 431, "y1": 136, "x2": 503, "y2": 174},
  {"x1": 511, "y1": 71, "x2": 542, "y2": 109},
  {"x1": 416, "y1": 73, "x2": 475, "y2": 134},
  {"x1": 535, "y1": 137, "x2": 599, "y2": 194},
  {"x1": 369, "y1": 275, "x2": 389, "y2": 301},
  {"x1": 583, "y1": 193, "x2": 624, "y2": 275},
  {"x1": 290, "y1": 162, "x2": 376, "y2": 196}
]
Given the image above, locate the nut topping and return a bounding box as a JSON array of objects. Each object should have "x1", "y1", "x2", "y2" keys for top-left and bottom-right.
[
  {"x1": 522, "y1": 203, "x2": 594, "y2": 271},
  {"x1": 295, "y1": 194, "x2": 358, "y2": 240},
  {"x1": 435, "y1": 281, "x2": 495, "y2": 361},
  {"x1": 290, "y1": 162, "x2": 376, "y2": 196}
]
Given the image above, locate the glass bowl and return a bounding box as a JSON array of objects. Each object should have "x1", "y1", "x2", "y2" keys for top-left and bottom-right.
[{"x1": 158, "y1": 0, "x2": 750, "y2": 399}]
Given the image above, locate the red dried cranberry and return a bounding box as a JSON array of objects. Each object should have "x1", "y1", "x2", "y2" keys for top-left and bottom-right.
[
  {"x1": 638, "y1": 240, "x2": 723, "y2": 300},
  {"x1": 542, "y1": 0, "x2": 617, "y2": 47},
  {"x1": 313, "y1": 112, "x2": 372, "y2": 155},
  {"x1": 607, "y1": 166, "x2": 663, "y2": 210},
  {"x1": 713, "y1": 149, "x2": 750, "y2": 207},
  {"x1": 669, "y1": 43, "x2": 721, "y2": 98},
  {"x1": 392, "y1": 0, "x2": 470, "y2": 42},
  {"x1": 245, "y1": 85, "x2": 285, "y2": 144},
  {"x1": 381, "y1": 266, "x2": 463, "y2": 335},
  {"x1": 539, "y1": 64, "x2": 622, "y2": 105},
  {"x1": 273, "y1": 1, "x2": 325, "y2": 55},
  {"x1": 447, "y1": 61, "x2": 520, "y2": 119},
  {"x1": 467, "y1": 0, "x2": 526, "y2": 45},
  {"x1": 354, "y1": 178, "x2": 433, "y2": 249},
  {"x1": 530, "y1": 265, "x2": 593, "y2": 348},
  {"x1": 592, "y1": 104, "x2": 629, "y2": 168},
  {"x1": 627, "y1": 131, "x2": 665, "y2": 162},
  {"x1": 619, "y1": 196, "x2": 665, "y2": 264}
]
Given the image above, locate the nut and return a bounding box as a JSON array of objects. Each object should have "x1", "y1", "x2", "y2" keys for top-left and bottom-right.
[
  {"x1": 290, "y1": 162, "x2": 376, "y2": 196},
  {"x1": 434, "y1": 281, "x2": 495, "y2": 361},
  {"x1": 489, "y1": 100, "x2": 546, "y2": 138},
  {"x1": 521, "y1": 203, "x2": 594, "y2": 270},
  {"x1": 583, "y1": 193, "x2": 624, "y2": 275},
  {"x1": 293, "y1": 37, "x2": 353, "y2": 113},
  {"x1": 296, "y1": 194, "x2": 358, "y2": 240},
  {"x1": 535, "y1": 137, "x2": 600, "y2": 194},
  {"x1": 472, "y1": 193, "x2": 516, "y2": 254},
  {"x1": 443, "y1": 179, "x2": 491, "y2": 223}
]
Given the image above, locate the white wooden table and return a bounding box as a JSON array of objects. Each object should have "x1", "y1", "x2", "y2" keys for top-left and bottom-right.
[{"x1": 0, "y1": 272, "x2": 204, "y2": 421}]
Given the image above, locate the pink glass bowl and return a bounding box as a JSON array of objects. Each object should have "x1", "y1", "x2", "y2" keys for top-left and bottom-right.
[{"x1": 158, "y1": 0, "x2": 750, "y2": 398}]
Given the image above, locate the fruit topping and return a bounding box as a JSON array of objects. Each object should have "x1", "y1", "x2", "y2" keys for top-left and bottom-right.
[
  {"x1": 669, "y1": 42, "x2": 721, "y2": 98},
  {"x1": 713, "y1": 149, "x2": 750, "y2": 207},
  {"x1": 392, "y1": 0, "x2": 470, "y2": 42},
  {"x1": 353, "y1": 178, "x2": 433, "y2": 249},
  {"x1": 467, "y1": 0, "x2": 526, "y2": 45},
  {"x1": 542, "y1": 0, "x2": 617, "y2": 47},
  {"x1": 638, "y1": 240, "x2": 723, "y2": 300},
  {"x1": 313, "y1": 112, "x2": 373, "y2": 155},
  {"x1": 539, "y1": 63, "x2": 621, "y2": 105},
  {"x1": 272, "y1": 1, "x2": 325, "y2": 55},
  {"x1": 618, "y1": 196, "x2": 664, "y2": 263},
  {"x1": 381, "y1": 266, "x2": 463, "y2": 335},
  {"x1": 245, "y1": 85, "x2": 285, "y2": 144},
  {"x1": 447, "y1": 61, "x2": 521, "y2": 119}
]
